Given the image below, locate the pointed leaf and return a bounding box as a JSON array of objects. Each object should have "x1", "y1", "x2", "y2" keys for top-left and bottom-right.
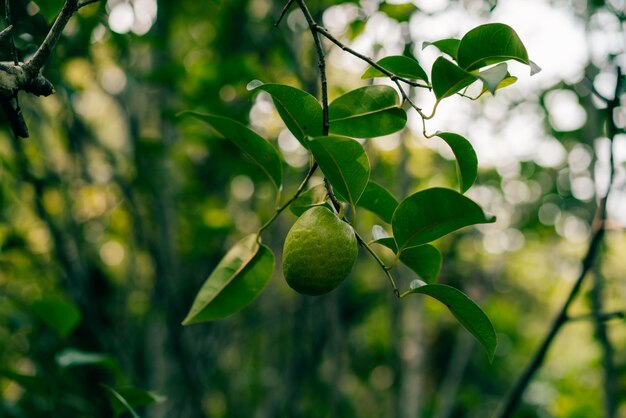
[
  {"x1": 102, "y1": 385, "x2": 141, "y2": 418},
  {"x1": 431, "y1": 57, "x2": 477, "y2": 100},
  {"x1": 374, "y1": 237, "x2": 398, "y2": 253},
  {"x1": 457, "y1": 23, "x2": 532, "y2": 72},
  {"x1": 183, "y1": 113, "x2": 282, "y2": 191},
  {"x1": 329, "y1": 85, "x2": 407, "y2": 138},
  {"x1": 308, "y1": 135, "x2": 370, "y2": 208},
  {"x1": 31, "y1": 296, "x2": 82, "y2": 338},
  {"x1": 392, "y1": 187, "x2": 494, "y2": 250},
  {"x1": 407, "y1": 283, "x2": 497, "y2": 361},
  {"x1": 362, "y1": 55, "x2": 429, "y2": 83},
  {"x1": 435, "y1": 133, "x2": 478, "y2": 193},
  {"x1": 289, "y1": 184, "x2": 330, "y2": 216},
  {"x1": 182, "y1": 234, "x2": 260, "y2": 324},
  {"x1": 184, "y1": 244, "x2": 274, "y2": 323},
  {"x1": 357, "y1": 181, "x2": 399, "y2": 223},
  {"x1": 476, "y1": 63, "x2": 509, "y2": 95},
  {"x1": 423, "y1": 38, "x2": 461, "y2": 61},
  {"x1": 255, "y1": 84, "x2": 323, "y2": 143},
  {"x1": 477, "y1": 75, "x2": 518, "y2": 98},
  {"x1": 109, "y1": 386, "x2": 166, "y2": 415},
  {"x1": 56, "y1": 349, "x2": 120, "y2": 371},
  {"x1": 399, "y1": 245, "x2": 442, "y2": 282}
]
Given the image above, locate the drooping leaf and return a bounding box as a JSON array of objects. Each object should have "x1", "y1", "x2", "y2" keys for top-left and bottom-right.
[
  {"x1": 329, "y1": 86, "x2": 407, "y2": 138},
  {"x1": 392, "y1": 187, "x2": 494, "y2": 250},
  {"x1": 182, "y1": 113, "x2": 282, "y2": 191},
  {"x1": 362, "y1": 55, "x2": 429, "y2": 83},
  {"x1": 184, "y1": 244, "x2": 274, "y2": 323},
  {"x1": 407, "y1": 283, "x2": 497, "y2": 361},
  {"x1": 289, "y1": 183, "x2": 330, "y2": 216},
  {"x1": 108, "y1": 386, "x2": 166, "y2": 415},
  {"x1": 182, "y1": 234, "x2": 266, "y2": 324},
  {"x1": 477, "y1": 75, "x2": 518, "y2": 97},
  {"x1": 379, "y1": 2, "x2": 417, "y2": 21},
  {"x1": 308, "y1": 135, "x2": 370, "y2": 208},
  {"x1": 31, "y1": 296, "x2": 82, "y2": 338},
  {"x1": 422, "y1": 38, "x2": 461, "y2": 61},
  {"x1": 357, "y1": 181, "x2": 399, "y2": 223},
  {"x1": 254, "y1": 84, "x2": 323, "y2": 143},
  {"x1": 457, "y1": 23, "x2": 532, "y2": 73},
  {"x1": 435, "y1": 132, "x2": 478, "y2": 193},
  {"x1": 431, "y1": 57, "x2": 477, "y2": 100},
  {"x1": 475, "y1": 63, "x2": 509, "y2": 95},
  {"x1": 399, "y1": 245, "x2": 442, "y2": 282}
]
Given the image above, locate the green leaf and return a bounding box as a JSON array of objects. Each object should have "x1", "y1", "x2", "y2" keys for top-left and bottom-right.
[
  {"x1": 361, "y1": 55, "x2": 429, "y2": 83},
  {"x1": 182, "y1": 113, "x2": 282, "y2": 191},
  {"x1": 478, "y1": 75, "x2": 518, "y2": 97},
  {"x1": 289, "y1": 184, "x2": 330, "y2": 216},
  {"x1": 184, "y1": 245, "x2": 274, "y2": 323},
  {"x1": 254, "y1": 84, "x2": 323, "y2": 143},
  {"x1": 422, "y1": 38, "x2": 461, "y2": 61},
  {"x1": 476, "y1": 63, "x2": 509, "y2": 95},
  {"x1": 407, "y1": 283, "x2": 497, "y2": 361},
  {"x1": 102, "y1": 385, "x2": 141, "y2": 418},
  {"x1": 31, "y1": 296, "x2": 82, "y2": 338},
  {"x1": 379, "y1": 2, "x2": 417, "y2": 22},
  {"x1": 457, "y1": 23, "x2": 531, "y2": 72},
  {"x1": 329, "y1": 85, "x2": 407, "y2": 138},
  {"x1": 357, "y1": 181, "x2": 398, "y2": 223},
  {"x1": 108, "y1": 386, "x2": 166, "y2": 416},
  {"x1": 308, "y1": 135, "x2": 370, "y2": 208},
  {"x1": 392, "y1": 187, "x2": 494, "y2": 250},
  {"x1": 399, "y1": 245, "x2": 442, "y2": 282},
  {"x1": 435, "y1": 133, "x2": 478, "y2": 193},
  {"x1": 373, "y1": 237, "x2": 398, "y2": 253},
  {"x1": 183, "y1": 234, "x2": 266, "y2": 324},
  {"x1": 431, "y1": 57, "x2": 477, "y2": 100},
  {"x1": 56, "y1": 349, "x2": 120, "y2": 371}
]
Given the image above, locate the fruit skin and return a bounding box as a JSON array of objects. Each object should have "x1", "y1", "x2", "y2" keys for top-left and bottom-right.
[{"x1": 282, "y1": 206, "x2": 358, "y2": 295}]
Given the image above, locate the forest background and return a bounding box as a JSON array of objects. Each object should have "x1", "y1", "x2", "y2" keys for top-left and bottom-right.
[{"x1": 0, "y1": 0, "x2": 625, "y2": 417}]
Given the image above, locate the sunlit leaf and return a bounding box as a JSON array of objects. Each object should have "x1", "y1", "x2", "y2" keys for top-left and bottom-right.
[
  {"x1": 182, "y1": 112, "x2": 282, "y2": 191},
  {"x1": 290, "y1": 184, "x2": 330, "y2": 216},
  {"x1": 329, "y1": 86, "x2": 407, "y2": 138},
  {"x1": 31, "y1": 296, "x2": 82, "y2": 338},
  {"x1": 476, "y1": 63, "x2": 509, "y2": 95},
  {"x1": 308, "y1": 135, "x2": 370, "y2": 208},
  {"x1": 435, "y1": 132, "x2": 478, "y2": 193},
  {"x1": 255, "y1": 84, "x2": 323, "y2": 143},
  {"x1": 357, "y1": 181, "x2": 399, "y2": 223},
  {"x1": 400, "y1": 245, "x2": 442, "y2": 281},
  {"x1": 392, "y1": 187, "x2": 495, "y2": 250},
  {"x1": 477, "y1": 75, "x2": 518, "y2": 97},
  {"x1": 422, "y1": 38, "x2": 461, "y2": 61},
  {"x1": 431, "y1": 57, "x2": 476, "y2": 100},
  {"x1": 185, "y1": 245, "x2": 274, "y2": 323},
  {"x1": 457, "y1": 23, "x2": 533, "y2": 73},
  {"x1": 362, "y1": 55, "x2": 429, "y2": 83},
  {"x1": 407, "y1": 283, "x2": 497, "y2": 361}
]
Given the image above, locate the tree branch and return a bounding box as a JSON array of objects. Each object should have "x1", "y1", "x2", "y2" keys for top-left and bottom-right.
[{"x1": 495, "y1": 65, "x2": 623, "y2": 418}]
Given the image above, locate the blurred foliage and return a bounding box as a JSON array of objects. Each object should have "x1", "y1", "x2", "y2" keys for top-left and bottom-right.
[{"x1": 0, "y1": 0, "x2": 625, "y2": 417}]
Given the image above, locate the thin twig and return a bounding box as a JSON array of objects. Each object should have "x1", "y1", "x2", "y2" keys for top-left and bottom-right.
[
  {"x1": 355, "y1": 230, "x2": 400, "y2": 297},
  {"x1": 495, "y1": 65, "x2": 623, "y2": 418},
  {"x1": 275, "y1": 0, "x2": 295, "y2": 27},
  {"x1": 568, "y1": 310, "x2": 625, "y2": 322}
]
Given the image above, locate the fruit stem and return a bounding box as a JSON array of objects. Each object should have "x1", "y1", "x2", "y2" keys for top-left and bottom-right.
[
  {"x1": 355, "y1": 230, "x2": 400, "y2": 298},
  {"x1": 257, "y1": 162, "x2": 319, "y2": 238}
]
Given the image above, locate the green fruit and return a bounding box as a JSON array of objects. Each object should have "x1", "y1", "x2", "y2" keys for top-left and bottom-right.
[{"x1": 282, "y1": 206, "x2": 358, "y2": 295}]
